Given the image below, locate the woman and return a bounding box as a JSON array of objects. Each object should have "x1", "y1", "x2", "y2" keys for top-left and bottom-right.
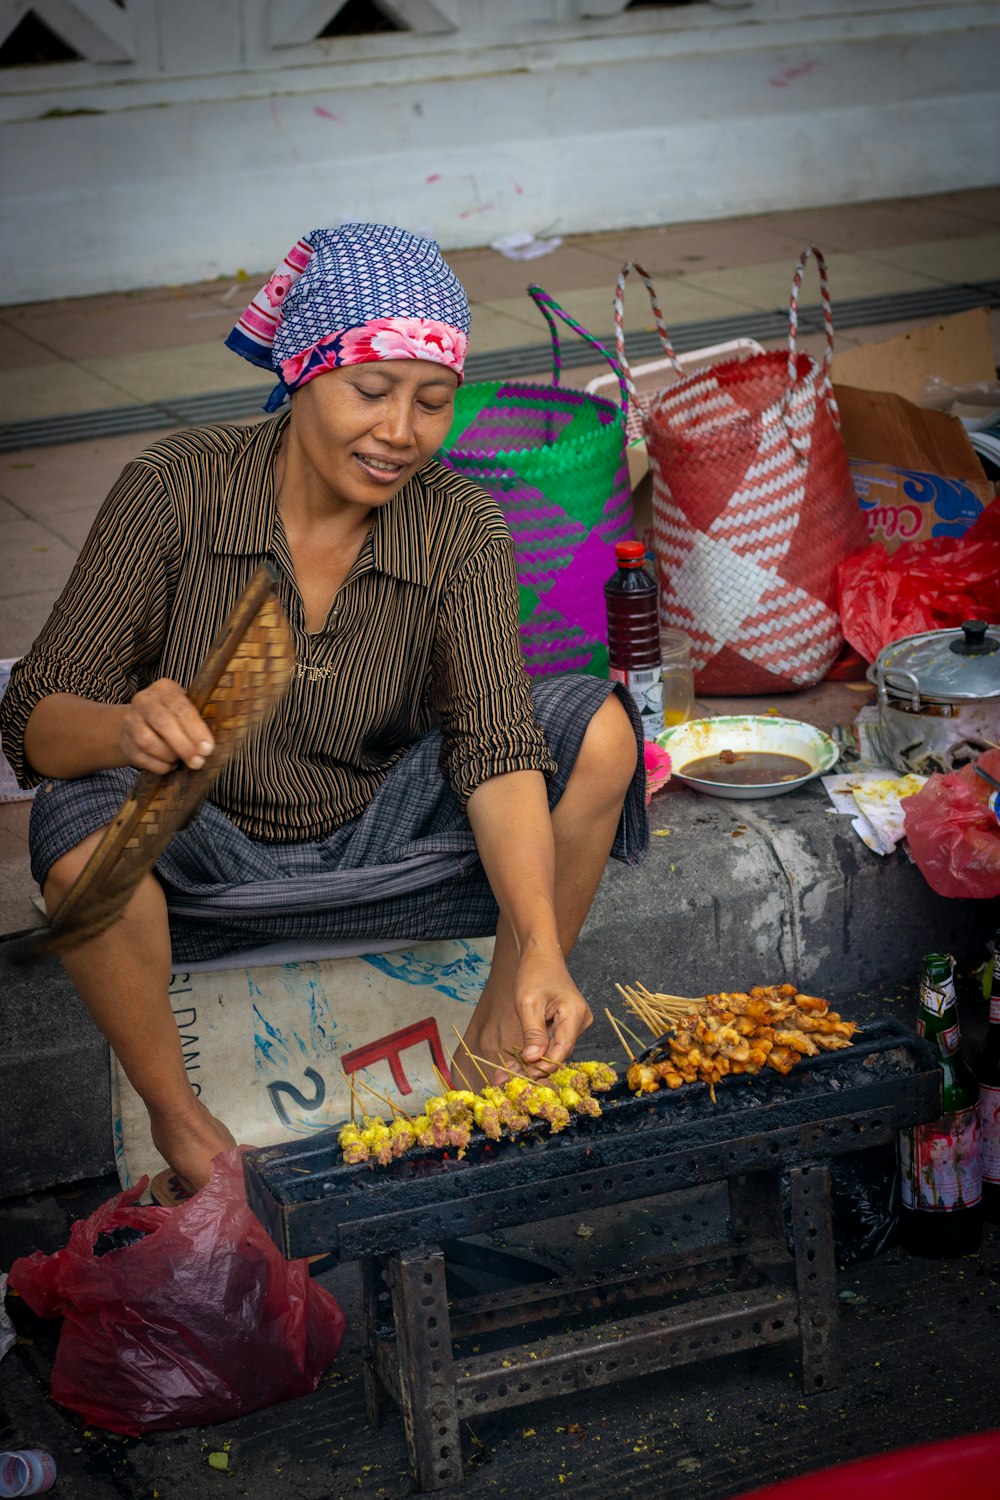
[{"x1": 0, "y1": 223, "x2": 647, "y2": 1201}]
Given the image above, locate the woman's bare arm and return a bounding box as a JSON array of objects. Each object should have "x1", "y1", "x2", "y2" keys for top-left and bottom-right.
[{"x1": 23, "y1": 682, "x2": 215, "y2": 780}]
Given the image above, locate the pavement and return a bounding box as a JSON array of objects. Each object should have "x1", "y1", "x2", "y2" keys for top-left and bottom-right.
[{"x1": 1, "y1": 189, "x2": 1000, "y2": 1497}]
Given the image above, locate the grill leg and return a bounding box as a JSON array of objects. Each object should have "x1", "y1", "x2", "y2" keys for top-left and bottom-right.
[
  {"x1": 788, "y1": 1163, "x2": 841, "y2": 1394},
  {"x1": 360, "y1": 1256, "x2": 386, "y2": 1429},
  {"x1": 727, "y1": 1169, "x2": 786, "y2": 1286},
  {"x1": 387, "y1": 1249, "x2": 462, "y2": 1491}
]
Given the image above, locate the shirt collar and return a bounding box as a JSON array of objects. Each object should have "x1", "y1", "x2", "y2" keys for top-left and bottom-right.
[
  {"x1": 211, "y1": 420, "x2": 431, "y2": 594},
  {"x1": 212, "y1": 413, "x2": 289, "y2": 557},
  {"x1": 368, "y1": 467, "x2": 429, "y2": 588},
  {"x1": 212, "y1": 416, "x2": 429, "y2": 588}
]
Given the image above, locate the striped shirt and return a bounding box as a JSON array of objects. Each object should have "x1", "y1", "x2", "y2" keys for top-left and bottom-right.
[{"x1": 1, "y1": 414, "x2": 556, "y2": 842}]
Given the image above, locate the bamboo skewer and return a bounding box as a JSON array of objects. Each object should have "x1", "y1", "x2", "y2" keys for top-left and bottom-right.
[
  {"x1": 604, "y1": 1007, "x2": 636, "y2": 1062},
  {"x1": 448, "y1": 1048, "x2": 476, "y2": 1093},
  {"x1": 617, "y1": 1016, "x2": 649, "y2": 1053},
  {"x1": 345, "y1": 1075, "x2": 369, "y2": 1124},
  {"x1": 432, "y1": 1062, "x2": 454, "y2": 1095},
  {"x1": 616, "y1": 980, "x2": 709, "y2": 1040},
  {"x1": 356, "y1": 1078, "x2": 412, "y2": 1121},
  {"x1": 450, "y1": 1025, "x2": 491, "y2": 1088},
  {"x1": 616, "y1": 983, "x2": 661, "y2": 1036},
  {"x1": 496, "y1": 1049, "x2": 534, "y2": 1082}
]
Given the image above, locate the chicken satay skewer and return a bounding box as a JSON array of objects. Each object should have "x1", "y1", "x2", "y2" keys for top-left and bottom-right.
[{"x1": 604, "y1": 1007, "x2": 636, "y2": 1062}]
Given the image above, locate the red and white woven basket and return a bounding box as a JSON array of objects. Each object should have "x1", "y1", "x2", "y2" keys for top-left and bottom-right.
[{"x1": 615, "y1": 248, "x2": 869, "y2": 696}]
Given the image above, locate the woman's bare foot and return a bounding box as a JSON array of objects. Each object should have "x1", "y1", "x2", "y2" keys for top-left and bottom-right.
[{"x1": 149, "y1": 1093, "x2": 237, "y2": 1193}]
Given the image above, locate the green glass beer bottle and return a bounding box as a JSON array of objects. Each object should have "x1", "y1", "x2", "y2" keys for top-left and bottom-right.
[
  {"x1": 973, "y1": 935, "x2": 1000, "y2": 1223},
  {"x1": 899, "y1": 952, "x2": 982, "y2": 1257}
]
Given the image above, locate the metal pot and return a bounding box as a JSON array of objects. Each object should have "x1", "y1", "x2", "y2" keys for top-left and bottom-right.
[{"x1": 866, "y1": 619, "x2": 1000, "y2": 774}]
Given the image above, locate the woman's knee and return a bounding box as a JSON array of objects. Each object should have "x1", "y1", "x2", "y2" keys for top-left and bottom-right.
[
  {"x1": 42, "y1": 827, "x2": 108, "y2": 908},
  {"x1": 576, "y1": 693, "x2": 639, "y2": 792}
]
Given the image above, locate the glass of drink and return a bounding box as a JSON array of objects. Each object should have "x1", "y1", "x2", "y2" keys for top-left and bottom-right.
[{"x1": 660, "y1": 627, "x2": 695, "y2": 727}]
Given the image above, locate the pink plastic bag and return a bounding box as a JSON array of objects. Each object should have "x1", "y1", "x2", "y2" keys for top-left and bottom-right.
[
  {"x1": 902, "y1": 749, "x2": 1000, "y2": 899},
  {"x1": 8, "y1": 1148, "x2": 345, "y2": 1436},
  {"x1": 838, "y1": 500, "x2": 1000, "y2": 663}
]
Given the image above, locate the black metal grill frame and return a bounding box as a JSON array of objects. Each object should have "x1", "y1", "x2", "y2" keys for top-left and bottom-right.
[{"x1": 243, "y1": 1018, "x2": 941, "y2": 1492}]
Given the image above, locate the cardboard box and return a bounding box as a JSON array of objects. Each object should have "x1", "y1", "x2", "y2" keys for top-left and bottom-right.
[
  {"x1": 833, "y1": 384, "x2": 995, "y2": 550},
  {"x1": 831, "y1": 307, "x2": 996, "y2": 405}
]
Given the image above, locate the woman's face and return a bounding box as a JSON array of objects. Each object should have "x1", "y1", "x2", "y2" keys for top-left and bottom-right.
[{"x1": 288, "y1": 360, "x2": 459, "y2": 510}]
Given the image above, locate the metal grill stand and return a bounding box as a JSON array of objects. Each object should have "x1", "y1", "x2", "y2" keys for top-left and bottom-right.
[{"x1": 244, "y1": 1020, "x2": 941, "y2": 1492}]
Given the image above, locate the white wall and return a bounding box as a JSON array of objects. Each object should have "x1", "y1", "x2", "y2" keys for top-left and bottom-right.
[{"x1": 1, "y1": 0, "x2": 998, "y2": 304}]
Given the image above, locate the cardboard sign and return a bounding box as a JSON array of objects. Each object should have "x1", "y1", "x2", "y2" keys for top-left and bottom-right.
[
  {"x1": 833, "y1": 384, "x2": 994, "y2": 550},
  {"x1": 112, "y1": 938, "x2": 495, "y2": 1190}
]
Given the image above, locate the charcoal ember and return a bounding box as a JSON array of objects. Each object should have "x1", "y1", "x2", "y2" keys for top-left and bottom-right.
[{"x1": 93, "y1": 1226, "x2": 150, "y2": 1257}]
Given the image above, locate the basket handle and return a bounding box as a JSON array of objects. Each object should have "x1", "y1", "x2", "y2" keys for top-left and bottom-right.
[
  {"x1": 527, "y1": 284, "x2": 630, "y2": 422},
  {"x1": 613, "y1": 261, "x2": 686, "y2": 413},
  {"x1": 784, "y1": 245, "x2": 841, "y2": 454}
]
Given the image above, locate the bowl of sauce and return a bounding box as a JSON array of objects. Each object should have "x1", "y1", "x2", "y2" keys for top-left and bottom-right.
[{"x1": 656, "y1": 716, "x2": 839, "y2": 799}]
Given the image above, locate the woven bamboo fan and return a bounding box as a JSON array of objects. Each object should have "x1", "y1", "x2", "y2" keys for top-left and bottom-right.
[{"x1": 19, "y1": 563, "x2": 294, "y2": 960}]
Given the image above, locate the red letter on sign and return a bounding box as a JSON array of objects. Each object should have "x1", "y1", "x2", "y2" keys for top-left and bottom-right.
[{"x1": 341, "y1": 1017, "x2": 452, "y2": 1095}]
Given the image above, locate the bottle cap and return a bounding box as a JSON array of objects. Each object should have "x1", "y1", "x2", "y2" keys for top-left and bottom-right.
[{"x1": 615, "y1": 540, "x2": 646, "y2": 568}]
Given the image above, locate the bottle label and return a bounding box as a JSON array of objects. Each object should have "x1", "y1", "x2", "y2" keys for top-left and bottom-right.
[
  {"x1": 919, "y1": 977, "x2": 956, "y2": 1017},
  {"x1": 900, "y1": 1105, "x2": 982, "y2": 1211},
  {"x1": 916, "y1": 1016, "x2": 961, "y2": 1056},
  {"x1": 609, "y1": 665, "x2": 664, "y2": 739},
  {"x1": 980, "y1": 1085, "x2": 1000, "y2": 1186}
]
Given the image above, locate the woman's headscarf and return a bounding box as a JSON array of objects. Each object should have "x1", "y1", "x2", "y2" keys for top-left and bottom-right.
[{"x1": 226, "y1": 223, "x2": 471, "y2": 411}]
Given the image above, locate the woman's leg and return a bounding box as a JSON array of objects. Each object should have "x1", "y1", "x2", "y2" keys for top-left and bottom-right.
[
  {"x1": 45, "y1": 830, "x2": 235, "y2": 1191},
  {"x1": 460, "y1": 691, "x2": 638, "y2": 1068}
]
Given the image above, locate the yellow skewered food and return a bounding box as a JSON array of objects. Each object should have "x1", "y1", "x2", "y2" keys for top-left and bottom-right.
[{"x1": 338, "y1": 1059, "x2": 617, "y2": 1166}]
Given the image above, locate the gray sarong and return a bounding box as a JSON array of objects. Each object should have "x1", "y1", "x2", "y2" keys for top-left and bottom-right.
[{"x1": 29, "y1": 675, "x2": 648, "y2": 964}]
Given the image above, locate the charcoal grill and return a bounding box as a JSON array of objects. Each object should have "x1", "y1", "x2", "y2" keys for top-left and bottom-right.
[{"x1": 243, "y1": 1016, "x2": 941, "y2": 1492}]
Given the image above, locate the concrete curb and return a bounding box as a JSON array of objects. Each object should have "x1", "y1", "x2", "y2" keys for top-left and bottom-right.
[{"x1": 1, "y1": 780, "x2": 995, "y2": 1199}]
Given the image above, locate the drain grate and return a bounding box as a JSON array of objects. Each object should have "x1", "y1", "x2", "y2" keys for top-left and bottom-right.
[{"x1": 2, "y1": 280, "x2": 997, "y2": 452}]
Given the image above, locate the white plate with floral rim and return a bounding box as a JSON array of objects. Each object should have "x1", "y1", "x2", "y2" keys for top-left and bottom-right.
[{"x1": 656, "y1": 715, "x2": 840, "y2": 800}]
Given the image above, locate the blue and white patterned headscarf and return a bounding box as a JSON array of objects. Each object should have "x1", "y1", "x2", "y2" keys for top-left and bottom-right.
[{"x1": 226, "y1": 223, "x2": 471, "y2": 410}]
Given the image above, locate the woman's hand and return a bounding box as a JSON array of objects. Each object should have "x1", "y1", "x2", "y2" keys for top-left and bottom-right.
[
  {"x1": 118, "y1": 678, "x2": 215, "y2": 774},
  {"x1": 461, "y1": 940, "x2": 593, "y2": 1084},
  {"x1": 23, "y1": 686, "x2": 214, "y2": 782},
  {"x1": 512, "y1": 941, "x2": 593, "y2": 1075}
]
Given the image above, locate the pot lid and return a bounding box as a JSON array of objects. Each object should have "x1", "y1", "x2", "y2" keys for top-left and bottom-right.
[{"x1": 877, "y1": 620, "x2": 1000, "y2": 701}]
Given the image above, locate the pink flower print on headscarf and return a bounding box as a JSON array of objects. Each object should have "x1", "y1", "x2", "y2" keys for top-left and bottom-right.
[
  {"x1": 263, "y1": 272, "x2": 294, "y2": 308},
  {"x1": 280, "y1": 334, "x2": 341, "y2": 390},
  {"x1": 338, "y1": 317, "x2": 468, "y2": 376}
]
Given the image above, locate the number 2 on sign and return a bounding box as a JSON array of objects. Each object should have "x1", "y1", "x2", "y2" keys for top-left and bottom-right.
[{"x1": 267, "y1": 1067, "x2": 326, "y2": 1128}]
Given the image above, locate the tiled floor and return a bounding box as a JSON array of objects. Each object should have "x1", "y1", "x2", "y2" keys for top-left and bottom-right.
[{"x1": 0, "y1": 186, "x2": 997, "y2": 931}]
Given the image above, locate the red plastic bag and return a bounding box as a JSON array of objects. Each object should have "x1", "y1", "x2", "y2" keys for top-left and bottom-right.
[
  {"x1": 838, "y1": 499, "x2": 1000, "y2": 663},
  {"x1": 8, "y1": 1148, "x2": 345, "y2": 1435},
  {"x1": 902, "y1": 749, "x2": 1000, "y2": 899}
]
